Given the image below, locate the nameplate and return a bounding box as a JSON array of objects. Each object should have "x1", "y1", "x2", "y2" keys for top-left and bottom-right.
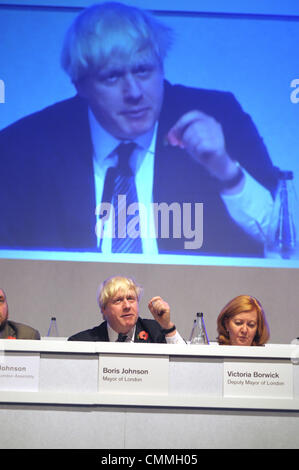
[
  {"x1": 223, "y1": 360, "x2": 293, "y2": 399},
  {"x1": 0, "y1": 351, "x2": 40, "y2": 392},
  {"x1": 99, "y1": 354, "x2": 169, "y2": 394}
]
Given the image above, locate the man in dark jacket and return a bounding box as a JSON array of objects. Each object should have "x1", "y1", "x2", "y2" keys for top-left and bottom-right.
[
  {"x1": 0, "y1": 2, "x2": 278, "y2": 257},
  {"x1": 0, "y1": 288, "x2": 40, "y2": 339},
  {"x1": 68, "y1": 276, "x2": 184, "y2": 343}
]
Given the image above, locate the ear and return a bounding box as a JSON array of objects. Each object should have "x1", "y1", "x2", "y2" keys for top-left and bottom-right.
[
  {"x1": 74, "y1": 79, "x2": 89, "y2": 99},
  {"x1": 100, "y1": 305, "x2": 106, "y2": 320}
]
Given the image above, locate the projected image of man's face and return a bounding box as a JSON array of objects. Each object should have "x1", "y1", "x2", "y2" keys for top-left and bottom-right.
[{"x1": 76, "y1": 52, "x2": 164, "y2": 140}]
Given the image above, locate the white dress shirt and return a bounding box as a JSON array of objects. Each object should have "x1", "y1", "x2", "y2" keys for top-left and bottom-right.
[
  {"x1": 90, "y1": 108, "x2": 158, "y2": 254},
  {"x1": 107, "y1": 322, "x2": 185, "y2": 344},
  {"x1": 89, "y1": 108, "x2": 273, "y2": 253}
]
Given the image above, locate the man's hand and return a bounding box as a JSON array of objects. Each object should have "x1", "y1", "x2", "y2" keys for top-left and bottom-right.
[
  {"x1": 167, "y1": 110, "x2": 243, "y2": 188},
  {"x1": 148, "y1": 296, "x2": 176, "y2": 335}
]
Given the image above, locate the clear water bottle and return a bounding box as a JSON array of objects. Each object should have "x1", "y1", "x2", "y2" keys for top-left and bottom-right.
[
  {"x1": 291, "y1": 337, "x2": 299, "y2": 365},
  {"x1": 47, "y1": 316, "x2": 59, "y2": 337},
  {"x1": 265, "y1": 170, "x2": 299, "y2": 259},
  {"x1": 189, "y1": 312, "x2": 209, "y2": 344}
]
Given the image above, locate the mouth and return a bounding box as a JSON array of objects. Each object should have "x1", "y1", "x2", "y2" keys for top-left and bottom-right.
[
  {"x1": 238, "y1": 336, "x2": 249, "y2": 343},
  {"x1": 121, "y1": 313, "x2": 134, "y2": 318},
  {"x1": 121, "y1": 107, "x2": 150, "y2": 119}
]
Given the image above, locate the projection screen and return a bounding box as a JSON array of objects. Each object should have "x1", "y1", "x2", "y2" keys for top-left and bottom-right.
[{"x1": 0, "y1": 1, "x2": 298, "y2": 341}]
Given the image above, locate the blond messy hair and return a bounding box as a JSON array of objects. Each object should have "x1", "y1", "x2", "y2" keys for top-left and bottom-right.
[
  {"x1": 61, "y1": 2, "x2": 173, "y2": 82},
  {"x1": 97, "y1": 276, "x2": 142, "y2": 311}
]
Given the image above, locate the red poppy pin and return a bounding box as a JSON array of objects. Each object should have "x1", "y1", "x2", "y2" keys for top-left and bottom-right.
[{"x1": 138, "y1": 330, "x2": 149, "y2": 341}]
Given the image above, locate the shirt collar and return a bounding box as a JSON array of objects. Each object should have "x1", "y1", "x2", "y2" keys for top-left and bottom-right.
[
  {"x1": 88, "y1": 107, "x2": 157, "y2": 174},
  {"x1": 107, "y1": 322, "x2": 136, "y2": 342}
]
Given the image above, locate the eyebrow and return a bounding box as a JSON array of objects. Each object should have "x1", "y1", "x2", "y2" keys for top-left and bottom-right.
[
  {"x1": 112, "y1": 292, "x2": 137, "y2": 300},
  {"x1": 234, "y1": 318, "x2": 257, "y2": 323},
  {"x1": 100, "y1": 67, "x2": 124, "y2": 76},
  {"x1": 101, "y1": 59, "x2": 155, "y2": 75},
  {"x1": 117, "y1": 293, "x2": 136, "y2": 298}
]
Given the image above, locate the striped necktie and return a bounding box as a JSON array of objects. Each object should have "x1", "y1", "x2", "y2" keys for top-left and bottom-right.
[
  {"x1": 117, "y1": 333, "x2": 128, "y2": 342},
  {"x1": 110, "y1": 142, "x2": 142, "y2": 253}
]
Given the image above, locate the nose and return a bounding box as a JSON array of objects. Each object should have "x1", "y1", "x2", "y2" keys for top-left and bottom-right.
[
  {"x1": 240, "y1": 324, "x2": 248, "y2": 334},
  {"x1": 123, "y1": 74, "x2": 142, "y2": 101},
  {"x1": 122, "y1": 298, "x2": 131, "y2": 309}
]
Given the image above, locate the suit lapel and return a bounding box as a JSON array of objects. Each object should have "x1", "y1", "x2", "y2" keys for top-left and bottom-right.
[
  {"x1": 134, "y1": 318, "x2": 151, "y2": 343},
  {"x1": 0, "y1": 321, "x2": 17, "y2": 339},
  {"x1": 54, "y1": 97, "x2": 97, "y2": 249},
  {"x1": 96, "y1": 322, "x2": 110, "y2": 341}
]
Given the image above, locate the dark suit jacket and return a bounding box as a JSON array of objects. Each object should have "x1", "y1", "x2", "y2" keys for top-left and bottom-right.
[
  {"x1": 68, "y1": 318, "x2": 167, "y2": 343},
  {"x1": 0, "y1": 320, "x2": 41, "y2": 339},
  {"x1": 0, "y1": 81, "x2": 278, "y2": 256}
]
